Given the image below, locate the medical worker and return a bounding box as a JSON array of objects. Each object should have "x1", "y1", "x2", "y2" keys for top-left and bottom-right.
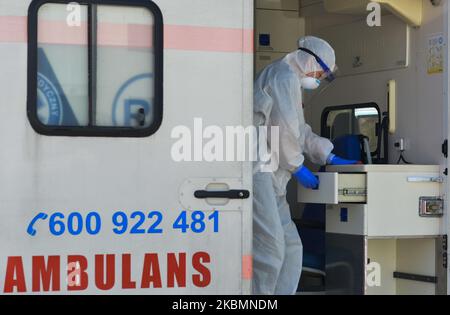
[{"x1": 253, "y1": 36, "x2": 359, "y2": 295}]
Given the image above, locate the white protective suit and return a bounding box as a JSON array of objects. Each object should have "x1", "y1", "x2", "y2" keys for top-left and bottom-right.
[{"x1": 253, "y1": 36, "x2": 335, "y2": 295}]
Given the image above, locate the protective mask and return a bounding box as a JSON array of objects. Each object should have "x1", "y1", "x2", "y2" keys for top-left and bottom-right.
[{"x1": 300, "y1": 77, "x2": 321, "y2": 90}]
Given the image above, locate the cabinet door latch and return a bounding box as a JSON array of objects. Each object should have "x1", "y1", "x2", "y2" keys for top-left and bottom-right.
[
  {"x1": 443, "y1": 140, "x2": 448, "y2": 158},
  {"x1": 419, "y1": 197, "x2": 444, "y2": 217}
]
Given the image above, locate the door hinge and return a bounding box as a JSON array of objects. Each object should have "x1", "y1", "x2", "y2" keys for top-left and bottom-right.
[
  {"x1": 443, "y1": 235, "x2": 448, "y2": 269},
  {"x1": 444, "y1": 168, "x2": 448, "y2": 176},
  {"x1": 443, "y1": 140, "x2": 448, "y2": 158}
]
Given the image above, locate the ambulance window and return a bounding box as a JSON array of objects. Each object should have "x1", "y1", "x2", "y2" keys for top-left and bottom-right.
[
  {"x1": 35, "y1": 3, "x2": 90, "y2": 127},
  {"x1": 95, "y1": 5, "x2": 155, "y2": 129},
  {"x1": 321, "y1": 104, "x2": 381, "y2": 154},
  {"x1": 28, "y1": 0, "x2": 163, "y2": 137}
]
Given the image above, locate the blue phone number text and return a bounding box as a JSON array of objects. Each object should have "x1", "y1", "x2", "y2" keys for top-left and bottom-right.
[{"x1": 27, "y1": 211, "x2": 219, "y2": 237}]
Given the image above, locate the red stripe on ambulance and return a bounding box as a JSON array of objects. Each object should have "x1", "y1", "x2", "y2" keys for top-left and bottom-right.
[{"x1": 0, "y1": 16, "x2": 254, "y2": 53}]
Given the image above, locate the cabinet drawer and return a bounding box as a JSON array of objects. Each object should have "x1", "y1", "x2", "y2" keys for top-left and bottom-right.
[{"x1": 298, "y1": 173, "x2": 367, "y2": 204}]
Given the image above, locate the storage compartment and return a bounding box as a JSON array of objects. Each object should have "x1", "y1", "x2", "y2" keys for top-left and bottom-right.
[
  {"x1": 255, "y1": 9, "x2": 305, "y2": 53},
  {"x1": 254, "y1": 1, "x2": 305, "y2": 75},
  {"x1": 323, "y1": 0, "x2": 422, "y2": 26},
  {"x1": 300, "y1": 165, "x2": 443, "y2": 237},
  {"x1": 298, "y1": 172, "x2": 367, "y2": 205},
  {"x1": 315, "y1": 14, "x2": 410, "y2": 77},
  {"x1": 366, "y1": 238, "x2": 445, "y2": 295},
  {"x1": 326, "y1": 235, "x2": 447, "y2": 295},
  {"x1": 327, "y1": 204, "x2": 367, "y2": 236}
]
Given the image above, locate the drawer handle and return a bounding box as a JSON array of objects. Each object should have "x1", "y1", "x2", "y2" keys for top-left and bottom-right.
[
  {"x1": 407, "y1": 176, "x2": 444, "y2": 183},
  {"x1": 339, "y1": 188, "x2": 367, "y2": 196},
  {"x1": 393, "y1": 272, "x2": 437, "y2": 284}
]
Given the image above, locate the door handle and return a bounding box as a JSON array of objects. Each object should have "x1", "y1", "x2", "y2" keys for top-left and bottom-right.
[
  {"x1": 407, "y1": 176, "x2": 444, "y2": 183},
  {"x1": 194, "y1": 190, "x2": 250, "y2": 200}
]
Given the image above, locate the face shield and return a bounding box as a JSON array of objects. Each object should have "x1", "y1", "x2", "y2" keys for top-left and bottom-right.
[{"x1": 298, "y1": 47, "x2": 338, "y2": 83}]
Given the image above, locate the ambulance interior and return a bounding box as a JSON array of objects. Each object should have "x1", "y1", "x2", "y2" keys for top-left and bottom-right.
[{"x1": 254, "y1": 0, "x2": 448, "y2": 294}]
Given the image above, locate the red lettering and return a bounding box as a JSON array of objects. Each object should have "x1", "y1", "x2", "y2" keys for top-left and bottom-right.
[
  {"x1": 141, "y1": 254, "x2": 162, "y2": 288},
  {"x1": 167, "y1": 253, "x2": 186, "y2": 288},
  {"x1": 2, "y1": 252, "x2": 212, "y2": 293},
  {"x1": 67, "y1": 255, "x2": 88, "y2": 291},
  {"x1": 4, "y1": 257, "x2": 26, "y2": 293},
  {"x1": 32, "y1": 256, "x2": 60, "y2": 292},
  {"x1": 122, "y1": 254, "x2": 136, "y2": 289},
  {"x1": 95, "y1": 254, "x2": 115, "y2": 291},
  {"x1": 192, "y1": 252, "x2": 211, "y2": 288}
]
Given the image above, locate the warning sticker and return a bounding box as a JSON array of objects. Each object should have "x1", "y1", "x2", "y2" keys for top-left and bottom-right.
[{"x1": 427, "y1": 33, "x2": 445, "y2": 75}]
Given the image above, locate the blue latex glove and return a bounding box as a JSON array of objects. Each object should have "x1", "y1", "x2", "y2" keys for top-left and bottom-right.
[
  {"x1": 328, "y1": 154, "x2": 361, "y2": 166},
  {"x1": 294, "y1": 166, "x2": 320, "y2": 190}
]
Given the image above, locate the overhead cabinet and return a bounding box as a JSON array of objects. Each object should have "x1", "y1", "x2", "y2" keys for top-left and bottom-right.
[{"x1": 323, "y1": 0, "x2": 423, "y2": 27}]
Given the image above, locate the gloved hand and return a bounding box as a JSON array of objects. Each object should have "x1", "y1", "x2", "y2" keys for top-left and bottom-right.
[
  {"x1": 327, "y1": 154, "x2": 361, "y2": 166},
  {"x1": 294, "y1": 166, "x2": 320, "y2": 190}
]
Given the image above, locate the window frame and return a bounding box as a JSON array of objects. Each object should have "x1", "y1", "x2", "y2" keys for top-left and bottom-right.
[
  {"x1": 27, "y1": 0, "x2": 164, "y2": 138},
  {"x1": 321, "y1": 102, "x2": 382, "y2": 155}
]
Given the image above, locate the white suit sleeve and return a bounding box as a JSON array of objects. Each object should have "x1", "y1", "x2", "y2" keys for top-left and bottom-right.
[
  {"x1": 268, "y1": 75, "x2": 306, "y2": 173},
  {"x1": 301, "y1": 123, "x2": 334, "y2": 166}
]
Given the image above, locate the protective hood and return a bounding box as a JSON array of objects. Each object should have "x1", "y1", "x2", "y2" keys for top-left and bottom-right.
[{"x1": 284, "y1": 36, "x2": 336, "y2": 80}]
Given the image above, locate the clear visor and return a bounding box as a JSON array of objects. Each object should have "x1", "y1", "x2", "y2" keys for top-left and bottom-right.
[
  {"x1": 299, "y1": 47, "x2": 338, "y2": 82},
  {"x1": 318, "y1": 64, "x2": 338, "y2": 82}
]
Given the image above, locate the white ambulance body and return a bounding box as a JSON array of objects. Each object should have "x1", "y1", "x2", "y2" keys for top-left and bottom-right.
[{"x1": 0, "y1": 0, "x2": 253, "y2": 294}]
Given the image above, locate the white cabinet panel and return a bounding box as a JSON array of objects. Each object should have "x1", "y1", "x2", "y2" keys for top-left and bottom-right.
[
  {"x1": 298, "y1": 172, "x2": 367, "y2": 204},
  {"x1": 316, "y1": 15, "x2": 409, "y2": 76},
  {"x1": 255, "y1": 9, "x2": 304, "y2": 53},
  {"x1": 327, "y1": 204, "x2": 367, "y2": 235},
  {"x1": 304, "y1": 165, "x2": 443, "y2": 237},
  {"x1": 299, "y1": 173, "x2": 339, "y2": 204},
  {"x1": 255, "y1": 52, "x2": 288, "y2": 74},
  {"x1": 366, "y1": 170, "x2": 441, "y2": 237}
]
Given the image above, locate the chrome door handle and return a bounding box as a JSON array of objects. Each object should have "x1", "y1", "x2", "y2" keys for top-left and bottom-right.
[{"x1": 194, "y1": 190, "x2": 250, "y2": 199}]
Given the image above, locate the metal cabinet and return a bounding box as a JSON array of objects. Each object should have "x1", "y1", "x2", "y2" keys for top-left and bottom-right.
[
  {"x1": 298, "y1": 165, "x2": 446, "y2": 295},
  {"x1": 299, "y1": 165, "x2": 442, "y2": 237}
]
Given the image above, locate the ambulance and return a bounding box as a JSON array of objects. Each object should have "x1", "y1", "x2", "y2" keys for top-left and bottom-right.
[{"x1": 0, "y1": 0, "x2": 448, "y2": 295}]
